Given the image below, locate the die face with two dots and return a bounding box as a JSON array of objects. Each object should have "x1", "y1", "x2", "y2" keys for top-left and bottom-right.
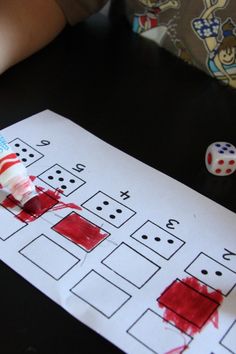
[{"x1": 205, "y1": 142, "x2": 236, "y2": 176}]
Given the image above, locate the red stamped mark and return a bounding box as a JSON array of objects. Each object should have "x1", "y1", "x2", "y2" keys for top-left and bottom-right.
[
  {"x1": 1, "y1": 176, "x2": 81, "y2": 222},
  {"x1": 1, "y1": 176, "x2": 107, "y2": 251},
  {"x1": 158, "y1": 277, "x2": 223, "y2": 336},
  {"x1": 52, "y1": 212, "x2": 109, "y2": 251}
]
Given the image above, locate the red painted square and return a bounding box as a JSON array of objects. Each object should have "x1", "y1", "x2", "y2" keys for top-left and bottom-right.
[
  {"x1": 157, "y1": 279, "x2": 219, "y2": 329},
  {"x1": 52, "y1": 212, "x2": 110, "y2": 251}
]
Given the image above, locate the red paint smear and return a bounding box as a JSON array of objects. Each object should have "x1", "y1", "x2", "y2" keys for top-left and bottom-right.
[
  {"x1": 35, "y1": 187, "x2": 81, "y2": 213},
  {"x1": 1, "y1": 195, "x2": 17, "y2": 209},
  {"x1": 183, "y1": 277, "x2": 222, "y2": 330},
  {"x1": 16, "y1": 190, "x2": 59, "y2": 222},
  {"x1": 158, "y1": 277, "x2": 223, "y2": 336},
  {"x1": 165, "y1": 344, "x2": 189, "y2": 354},
  {"x1": 52, "y1": 212, "x2": 108, "y2": 251},
  {"x1": 1, "y1": 177, "x2": 81, "y2": 223}
]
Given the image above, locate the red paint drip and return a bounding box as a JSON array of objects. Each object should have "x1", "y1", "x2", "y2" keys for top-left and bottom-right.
[
  {"x1": 1, "y1": 177, "x2": 82, "y2": 223},
  {"x1": 165, "y1": 344, "x2": 189, "y2": 354},
  {"x1": 158, "y1": 277, "x2": 223, "y2": 336},
  {"x1": 52, "y1": 212, "x2": 108, "y2": 251},
  {"x1": 36, "y1": 187, "x2": 81, "y2": 213}
]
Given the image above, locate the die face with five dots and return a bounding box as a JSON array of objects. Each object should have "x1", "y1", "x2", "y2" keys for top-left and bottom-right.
[{"x1": 205, "y1": 142, "x2": 236, "y2": 176}]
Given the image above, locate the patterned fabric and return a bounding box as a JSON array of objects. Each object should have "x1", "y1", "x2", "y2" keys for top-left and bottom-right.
[
  {"x1": 55, "y1": 0, "x2": 236, "y2": 89},
  {"x1": 192, "y1": 18, "x2": 220, "y2": 39},
  {"x1": 132, "y1": 8, "x2": 161, "y2": 33}
]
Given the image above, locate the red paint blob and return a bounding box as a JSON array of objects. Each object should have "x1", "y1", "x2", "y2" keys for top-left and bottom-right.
[
  {"x1": 226, "y1": 169, "x2": 232, "y2": 174},
  {"x1": 15, "y1": 189, "x2": 59, "y2": 222},
  {"x1": 1, "y1": 178, "x2": 82, "y2": 223},
  {"x1": 23, "y1": 195, "x2": 41, "y2": 214},
  {"x1": 229, "y1": 160, "x2": 235, "y2": 165},
  {"x1": 215, "y1": 169, "x2": 221, "y2": 174},
  {"x1": 157, "y1": 277, "x2": 223, "y2": 336},
  {"x1": 52, "y1": 212, "x2": 109, "y2": 251},
  {"x1": 218, "y1": 160, "x2": 224, "y2": 165}
]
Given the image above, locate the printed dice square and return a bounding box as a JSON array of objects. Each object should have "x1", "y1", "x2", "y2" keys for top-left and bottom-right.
[
  {"x1": 38, "y1": 164, "x2": 85, "y2": 196},
  {"x1": 9, "y1": 138, "x2": 43, "y2": 167},
  {"x1": 185, "y1": 252, "x2": 236, "y2": 296},
  {"x1": 205, "y1": 142, "x2": 236, "y2": 176},
  {"x1": 81, "y1": 191, "x2": 136, "y2": 228},
  {"x1": 130, "y1": 220, "x2": 185, "y2": 260}
]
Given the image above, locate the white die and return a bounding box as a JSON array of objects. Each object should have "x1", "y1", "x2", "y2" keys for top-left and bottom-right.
[{"x1": 205, "y1": 142, "x2": 236, "y2": 176}]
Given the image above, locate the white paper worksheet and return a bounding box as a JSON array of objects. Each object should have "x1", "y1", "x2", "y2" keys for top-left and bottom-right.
[{"x1": 0, "y1": 110, "x2": 236, "y2": 354}]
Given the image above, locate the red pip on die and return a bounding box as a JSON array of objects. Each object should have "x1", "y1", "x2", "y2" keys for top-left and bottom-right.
[{"x1": 205, "y1": 142, "x2": 236, "y2": 176}]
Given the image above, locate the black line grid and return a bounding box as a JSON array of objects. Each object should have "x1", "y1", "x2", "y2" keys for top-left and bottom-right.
[
  {"x1": 220, "y1": 320, "x2": 236, "y2": 354},
  {"x1": 102, "y1": 242, "x2": 160, "y2": 289},
  {"x1": 70, "y1": 270, "x2": 131, "y2": 318},
  {"x1": 130, "y1": 220, "x2": 185, "y2": 260},
  {"x1": 37, "y1": 163, "x2": 86, "y2": 197},
  {"x1": 127, "y1": 308, "x2": 193, "y2": 354},
  {"x1": 81, "y1": 191, "x2": 136, "y2": 228},
  {"x1": 19, "y1": 234, "x2": 80, "y2": 280},
  {"x1": 51, "y1": 211, "x2": 111, "y2": 252},
  {"x1": 185, "y1": 252, "x2": 236, "y2": 296},
  {"x1": 0, "y1": 203, "x2": 27, "y2": 240},
  {"x1": 8, "y1": 138, "x2": 44, "y2": 167}
]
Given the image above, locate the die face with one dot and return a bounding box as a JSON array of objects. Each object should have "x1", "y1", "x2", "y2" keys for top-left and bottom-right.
[{"x1": 205, "y1": 142, "x2": 236, "y2": 176}]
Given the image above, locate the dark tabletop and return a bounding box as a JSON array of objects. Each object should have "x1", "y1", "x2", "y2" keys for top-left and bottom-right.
[{"x1": 0, "y1": 12, "x2": 235, "y2": 354}]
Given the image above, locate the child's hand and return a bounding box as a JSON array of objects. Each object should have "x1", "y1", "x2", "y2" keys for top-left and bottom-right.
[{"x1": 0, "y1": 0, "x2": 66, "y2": 74}]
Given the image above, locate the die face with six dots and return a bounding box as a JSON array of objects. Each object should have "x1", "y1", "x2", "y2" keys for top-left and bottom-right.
[{"x1": 205, "y1": 142, "x2": 236, "y2": 176}]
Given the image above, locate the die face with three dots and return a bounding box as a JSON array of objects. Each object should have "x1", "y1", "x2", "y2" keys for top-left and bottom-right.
[{"x1": 205, "y1": 142, "x2": 236, "y2": 176}]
